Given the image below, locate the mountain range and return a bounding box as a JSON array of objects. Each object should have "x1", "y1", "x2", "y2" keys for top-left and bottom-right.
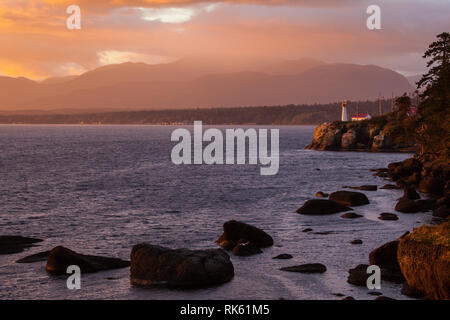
[{"x1": 0, "y1": 58, "x2": 414, "y2": 112}]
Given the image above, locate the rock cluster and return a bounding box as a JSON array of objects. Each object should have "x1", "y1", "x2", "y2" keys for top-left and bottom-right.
[{"x1": 306, "y1": 121, "x2": 414, "y2": 152}]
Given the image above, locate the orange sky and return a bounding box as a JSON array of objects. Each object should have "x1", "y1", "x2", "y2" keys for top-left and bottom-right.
[{"x1": 1, "y1": 0, "x2": 449, "y2": 79}]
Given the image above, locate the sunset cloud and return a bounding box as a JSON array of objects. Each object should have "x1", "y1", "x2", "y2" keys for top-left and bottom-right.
[{"x1": 0, "y1": 0, "x2": 448, "y2": 79}]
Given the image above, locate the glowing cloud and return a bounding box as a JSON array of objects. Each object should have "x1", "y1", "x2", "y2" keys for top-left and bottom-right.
[
  {"x1": 97, "y1": 50, "x2": 176, "y2": 65},
  {"x1": 139, "y1": 7, "x2": 195, "y2": 23}
]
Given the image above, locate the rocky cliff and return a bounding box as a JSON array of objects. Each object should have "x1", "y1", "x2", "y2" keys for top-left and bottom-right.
[
  {"x1": 398, "y1": 222, "x2": 450, "y2": 300},
  {"x1": 306, "y1": 113, "x2": 416, "y2": 152}
]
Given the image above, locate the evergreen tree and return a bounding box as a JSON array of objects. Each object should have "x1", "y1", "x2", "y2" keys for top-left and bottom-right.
[{"x1": 416, "y1": 32, "x2": 450, "y2": 158}]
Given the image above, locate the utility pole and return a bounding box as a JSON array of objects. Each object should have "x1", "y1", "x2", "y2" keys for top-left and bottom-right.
[
  {"x1": 378, "y1": 93, "x2": 382, "y2": 116},
  {"x1": 391, "y1": 92, "x2": 394, "y2": 112}
]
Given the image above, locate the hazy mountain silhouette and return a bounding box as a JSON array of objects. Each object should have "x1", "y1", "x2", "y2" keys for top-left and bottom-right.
[{"x1": 0, "y1": 58, "x2": 413, "y2": 111}]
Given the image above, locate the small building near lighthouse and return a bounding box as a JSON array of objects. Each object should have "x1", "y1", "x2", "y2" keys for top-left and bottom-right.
[{"x1": 351, "y1": 113, "x2": 372, "y2": 121}]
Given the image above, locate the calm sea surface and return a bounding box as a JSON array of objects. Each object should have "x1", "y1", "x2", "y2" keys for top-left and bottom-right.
[{"x1": 0, "y1": 125, "x2": 428, "y2": 299}]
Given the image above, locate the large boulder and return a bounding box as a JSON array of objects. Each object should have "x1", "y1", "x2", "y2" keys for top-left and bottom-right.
[
  {"x1": 216, "y1": 220, "x2": 273, "y2": 248},
  {"x1": 329, "y1": 191, "x2": 370, "y2": 206},
  {"x1": 369, "y1": 241, "x2": 402, "y2": 276},
  {"x1": 296, "y1": 199, "x2": 352, "y2": 215},
  {"x1": 395, "y1": 199, "x2": 422, "y2": 213},
  {"x1": 347, "y1": 264, "x2": 370, "y2": 286},
  {"x1": 130, "y1": 244, "x2": 234, "y2": 287},
  {"x1": 45, "y1": 246, "x2": 130, "y2": 275},
  {"x1": 0, "y1": 236, "x2": 43, "y2": 255},
  {"x1": 398, "y1": 222, "x2": 450, "y2": 300}
]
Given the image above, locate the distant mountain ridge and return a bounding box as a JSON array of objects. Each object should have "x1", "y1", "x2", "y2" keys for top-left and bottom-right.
[{"x1": 0, "y1": 58, "x2": 413, "y2": 112}]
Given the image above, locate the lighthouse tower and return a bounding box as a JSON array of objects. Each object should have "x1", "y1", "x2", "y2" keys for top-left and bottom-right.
[{"x1": 341, "y1": 99, "x2": 349, "y2": 122}]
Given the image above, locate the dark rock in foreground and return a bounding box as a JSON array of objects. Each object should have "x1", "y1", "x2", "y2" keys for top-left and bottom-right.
[
  {"x1": 329, "y1": 191, "x2": 370, "y2": 206},
  {"x1": 232, "y1": 239, "x2": 263, "y2": 256},
  {"x1": 378, "y1": 213, "x2": 399, "y2": 221},
  {"x1": 45, "y1": 246, "x2": 130, "y2": 275},
  {"x1": 369, "y1": 240, "x2": 405, "y2": 283},
  {"x1": 16, "y1": 250, "x2": 50, "y2": 263},
  {"x1": 216, "y1": 220, "x2": 273, "y2": 248},
  {"x1": 347, "y1": 264, "x2": 369, "y2": 286},
  {"x1": 273, "y1": 254, "x2": 293, "y2": 260},
  {"x1": 280, "y1": 263, "x2": 327, "y2": 274},
  {"x1": 341, "y1": 212, "x2": 363, "y2": 219},
  {"x1": 296, "y1": 199, "x2": 352, "y2": 215},
  {"x1": 130, "y1": 244, "x2": 234, "y2": 287},
  {"x1": 0, "y1": 236, "x2": 43, "y2": 255}
]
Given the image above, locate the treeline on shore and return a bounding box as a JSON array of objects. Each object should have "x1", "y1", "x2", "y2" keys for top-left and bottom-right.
[{"x1": 0, "y1": 99, "x2": 395, "y2": 125}]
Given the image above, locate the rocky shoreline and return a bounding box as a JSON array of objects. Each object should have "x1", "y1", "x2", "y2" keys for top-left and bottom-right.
[
  {"x1": 0, "y1": 145, "x2": 448, "y2": 299},
  {"x1": 306, "y1": 113, "x2": 416, "y2": 152}
]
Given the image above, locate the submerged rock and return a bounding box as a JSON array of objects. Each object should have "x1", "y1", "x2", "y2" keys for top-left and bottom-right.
[
  {"x1": 280, "y1": 263, "x2": 327, "y2": 273},
  {"x1": 398, "y1": 222, "x2": 450, "y2": 300},
  {"x1": 380, "y1": 184, "x2": 401, "y2": 190},
  {"x1": 45, "y1": 246, "x2": 130, "y2": 275},
  {"x1": 351, "y1": 239, "x2": 363, "y2": 245},
  {"x1": 341, "y1": 212, "x2": 363, "y2": 219},
  {"x1": 329, "y1": 191, "x2": 370, "y2": 206},
  {"x1": 348, "y1": 185, "x2": 378, "y2": 191},
  {"x1": 0, "y1": 236, "x2": 43, "y2": 255},
  {"x1": 378, "y1": 213, "x2": 399, "y2": 221},
  {"x1": 296, "y1": 199, "x2": 352, "y2": 215},
  {"x1": 130, "y1": 244, "x2": 234, "y2": 287},
  {"x1": 216, "y1": 220, "x2": 273, "y2": 248},
  {"x1": 16, "y1": 250, "x2": 50, "y2": 263},
  {"x1": 273, "y1": 254, "x2": 293, "y2": 260}
]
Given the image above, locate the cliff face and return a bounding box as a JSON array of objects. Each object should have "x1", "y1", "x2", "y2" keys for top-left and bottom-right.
[
  {"x1": 398, "y1": 222, "x2": 450, "y2": 300},
  {"x1": 306, "y1": 113, "x2": 416, "y2": 152}
]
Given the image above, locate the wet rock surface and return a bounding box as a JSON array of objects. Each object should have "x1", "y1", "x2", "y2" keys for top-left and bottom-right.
[{"x1": 130, "y1": 244, "x2": 234, "y2": 288}]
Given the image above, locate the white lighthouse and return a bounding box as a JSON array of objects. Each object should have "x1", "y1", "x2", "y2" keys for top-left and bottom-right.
[{"x1": 341, "y1": 99, "x2": 349, "y2": 122}]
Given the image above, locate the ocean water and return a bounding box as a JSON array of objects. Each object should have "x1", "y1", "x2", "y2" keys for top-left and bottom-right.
[{"x1": 0, "y1": 125, "x2": 431, "y2": 300}]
